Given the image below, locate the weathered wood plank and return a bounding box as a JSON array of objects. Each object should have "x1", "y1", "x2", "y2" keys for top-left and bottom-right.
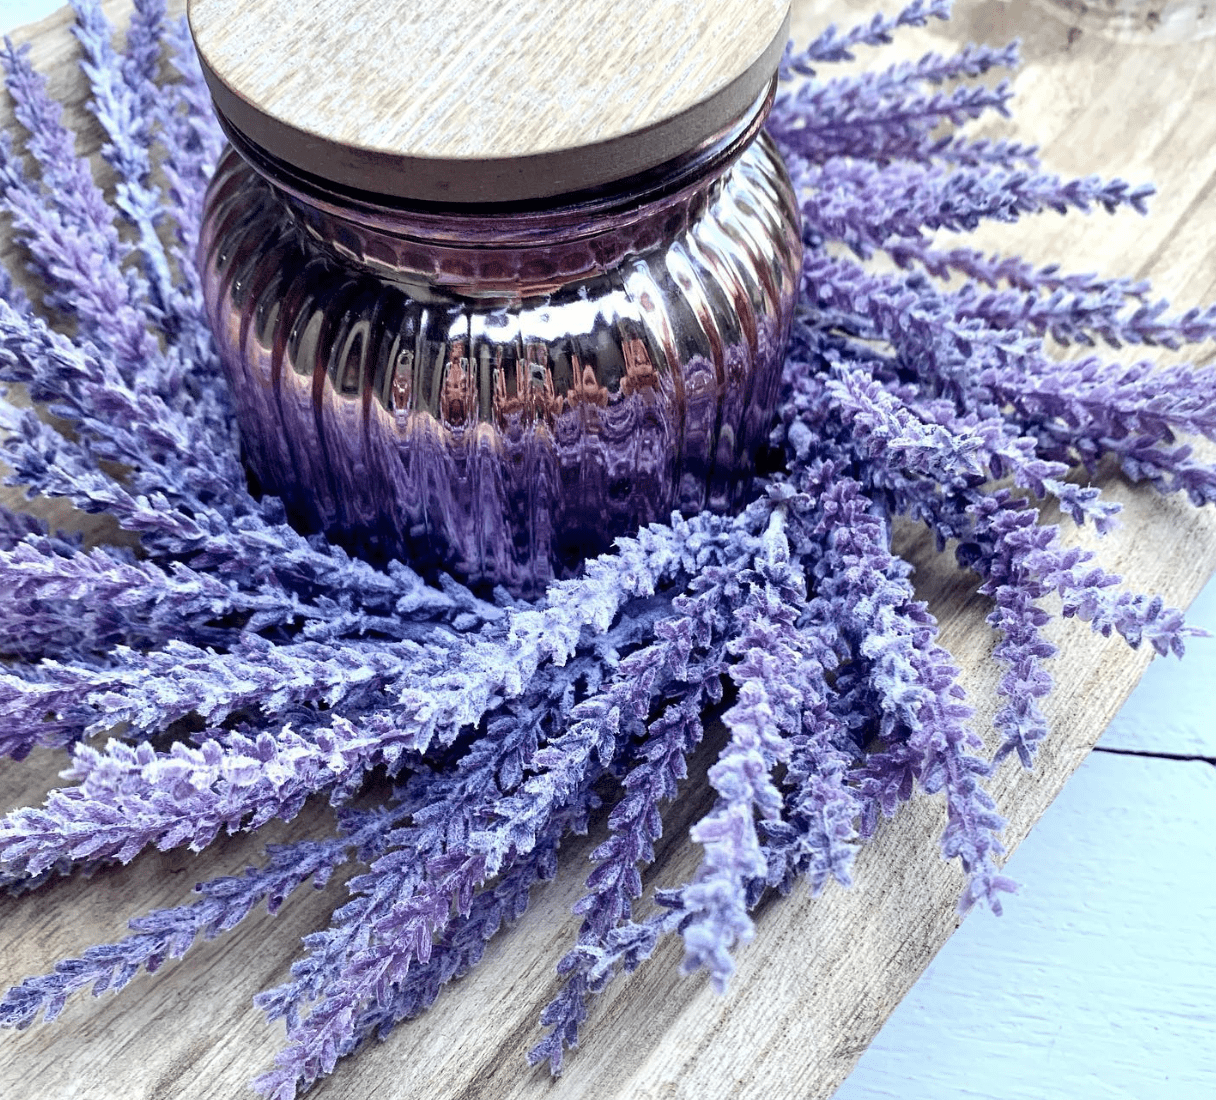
[{"x1": 1, "y1": 3, "x2": 1215, "y2": 1099}]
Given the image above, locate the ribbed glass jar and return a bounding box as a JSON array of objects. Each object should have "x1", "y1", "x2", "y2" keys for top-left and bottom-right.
[{"x1": 198, "y1": 89, "x2": 802, "y2": 596}]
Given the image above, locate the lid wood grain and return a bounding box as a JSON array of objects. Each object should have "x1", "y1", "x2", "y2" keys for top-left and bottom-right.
[{"x1": 188, "y1": 0, "x2": 790, "y2": 204}]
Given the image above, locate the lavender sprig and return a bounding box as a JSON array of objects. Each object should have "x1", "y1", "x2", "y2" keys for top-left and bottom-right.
[
  {"x1": 528, "y1": 581, "x2": 735, "y2": 1071},
  {"x1": 779, "y1": 0, "x2": 952, "y2": 78},
  {"x1": 677, "y1": 511, "x2": 807, "y2": 989},
  {"x1": 3, "y1": 834, "x2": 353, "y2": 1030}
]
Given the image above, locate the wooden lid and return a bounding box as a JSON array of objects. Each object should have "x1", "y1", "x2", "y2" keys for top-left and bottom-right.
[{"x1": 188, "y1": 0, "x2": 790, "y2": 205}]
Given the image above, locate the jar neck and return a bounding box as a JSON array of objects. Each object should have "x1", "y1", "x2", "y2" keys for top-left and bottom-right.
[{"x1": 215, "y1": 79, "x2": 776, "y2": 295}]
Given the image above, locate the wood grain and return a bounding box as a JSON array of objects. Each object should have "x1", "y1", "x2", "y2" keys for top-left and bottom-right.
[
  {"x1": 2, "y1": 2, "x2": 1216, "y2": 1099},
  {"x1": 188, "y1": 0, "x2": 790, "y2": 202}
]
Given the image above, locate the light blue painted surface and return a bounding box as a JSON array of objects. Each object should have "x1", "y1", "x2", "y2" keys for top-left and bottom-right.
[
  {"x1": 832, "y1": 573, "x2": 1216, "y2": 1100},
  {"x1": 0, "y1": 1, "x2": 60, "y2": 29},
  {"x1": 834, "y1": 736, "x2": 1216, "y2": 1100},
  {"x1": 1099, "y1": 573, "x2": 1216, "y2": 757}
]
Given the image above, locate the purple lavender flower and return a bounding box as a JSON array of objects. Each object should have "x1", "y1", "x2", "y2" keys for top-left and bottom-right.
[{"x1": 2, "y1": 832, "x2": 357, "y2": 1029}]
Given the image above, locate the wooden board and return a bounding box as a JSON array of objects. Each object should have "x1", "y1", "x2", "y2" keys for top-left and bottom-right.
[
  {"x1": 2, "y1": 2, "x2": 1216, "y2": 1098},
  {"x1": 189, "y1": 0, "x2": 790, "y2": 202}
]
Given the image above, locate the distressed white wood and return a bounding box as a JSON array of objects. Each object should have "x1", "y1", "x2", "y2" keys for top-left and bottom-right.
[{"x1": 831, "y1": 750, "x2": 1216, "y2": 1100}]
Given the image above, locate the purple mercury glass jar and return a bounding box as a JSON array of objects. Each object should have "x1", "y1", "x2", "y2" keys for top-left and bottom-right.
[{"x1": 192, "y1": 1, "x2": 801, "y2": 596}]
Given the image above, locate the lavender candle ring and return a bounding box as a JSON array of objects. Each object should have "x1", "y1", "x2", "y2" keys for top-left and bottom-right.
[{"x1": 192, "y1": 0, "x2": 800, "y2": 594}]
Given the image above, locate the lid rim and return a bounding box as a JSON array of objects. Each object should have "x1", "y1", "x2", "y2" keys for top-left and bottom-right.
[
  {"x1": 214, "y1": 79, "x2": 776, "y2": 233},
  {"x1": 192, "y1": 6, "x2": 790, "y2": 206}
]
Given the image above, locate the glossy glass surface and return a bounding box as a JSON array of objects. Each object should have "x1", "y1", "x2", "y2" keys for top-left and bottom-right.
[
  {"x1": 198, "y1": 130, "x2": 801, "y2": 595},
  {"x1": 1029, "y1": 0, "x2": 1216, "y2": 40}
]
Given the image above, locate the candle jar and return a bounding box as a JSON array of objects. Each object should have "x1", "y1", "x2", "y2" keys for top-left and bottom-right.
[
  {"x1": 1023, "y1": 0, "x2": 1216, "y2": 41},
  {"x1": 192, "y1": 0, "x2": 801, "y2": 596}
]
